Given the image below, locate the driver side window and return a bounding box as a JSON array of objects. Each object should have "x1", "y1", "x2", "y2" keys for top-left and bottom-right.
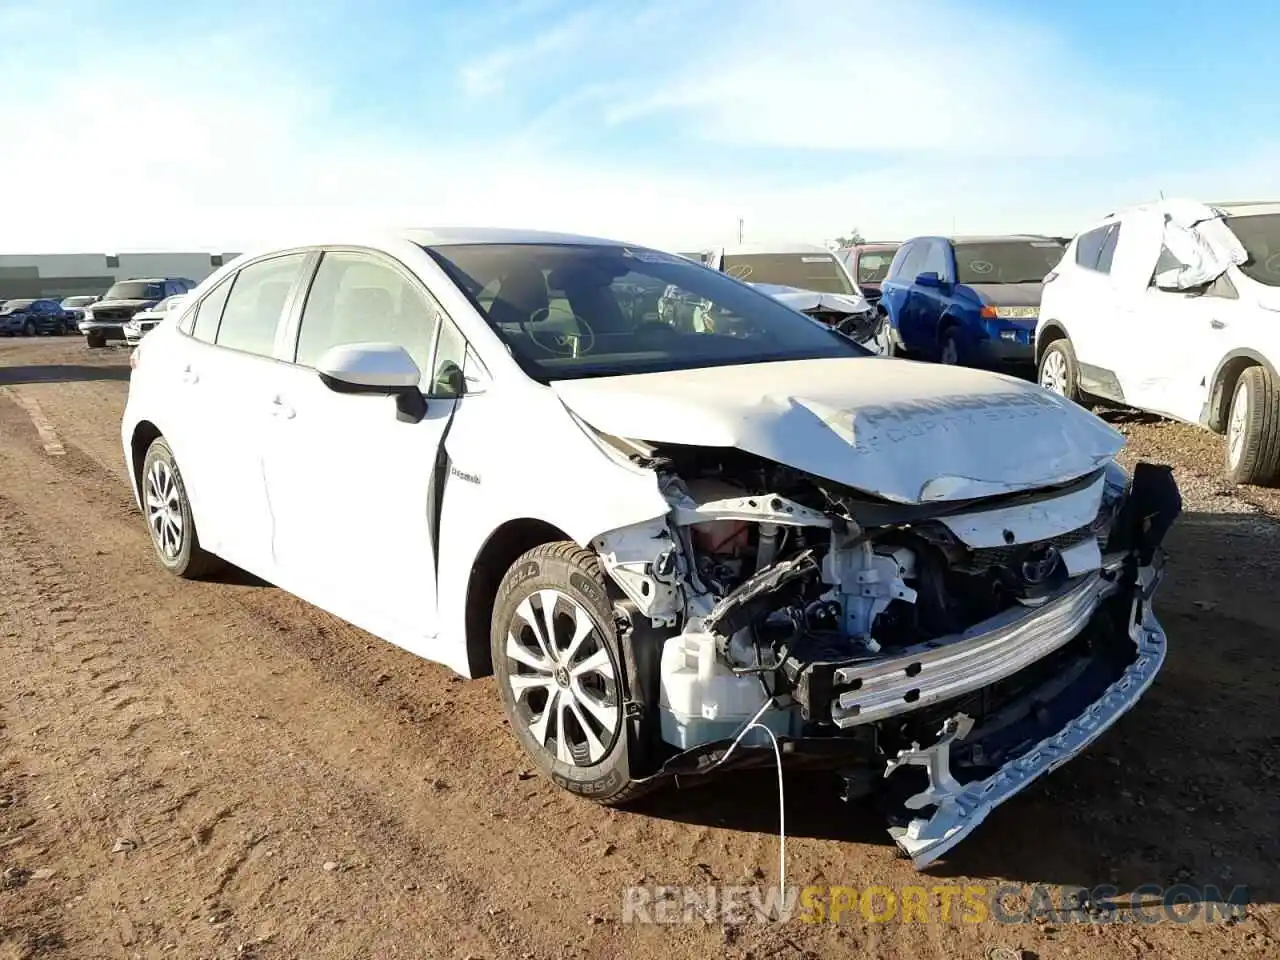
[{"x1": 294, "y1": 251, "x2": 441, "y2": 377}]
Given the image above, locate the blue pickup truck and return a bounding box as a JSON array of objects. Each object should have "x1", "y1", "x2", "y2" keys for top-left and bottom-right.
[{"x1": 875, "y1": 234, "x2": 1067, "y2": 369}]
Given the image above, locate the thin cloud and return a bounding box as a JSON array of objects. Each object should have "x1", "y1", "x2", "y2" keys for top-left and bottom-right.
[{"x1": 0, "y1": 0, "x2": 1273, "y2": 255}]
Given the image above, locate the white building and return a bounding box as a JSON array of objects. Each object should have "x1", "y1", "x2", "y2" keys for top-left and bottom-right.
[{"x1": 0, "y1": 251, "x2": 240, "y2": 300}]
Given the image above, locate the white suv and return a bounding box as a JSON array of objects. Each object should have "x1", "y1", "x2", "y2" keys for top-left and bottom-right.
[{"x1": 1036, "y1": 199, "x2": 1280, "y2": 485}]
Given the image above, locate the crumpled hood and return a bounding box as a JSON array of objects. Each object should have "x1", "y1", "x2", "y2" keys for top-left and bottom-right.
[
  {"x1": 552, "y1": 357, "x2": 1124, "y2": 504},
  {"x1": 750, "y1": 283, "x2": 870, "y2": 315}
]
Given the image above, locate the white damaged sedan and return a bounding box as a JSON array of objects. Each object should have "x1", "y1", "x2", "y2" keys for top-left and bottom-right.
[{"x1": 121, "y1": 228, "x2": 1181, "y2": 866}]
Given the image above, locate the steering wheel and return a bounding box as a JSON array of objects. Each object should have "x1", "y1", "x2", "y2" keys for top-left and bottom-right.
[{"x1": 518, "y1": 307, "x2": 597, "y2": 358}]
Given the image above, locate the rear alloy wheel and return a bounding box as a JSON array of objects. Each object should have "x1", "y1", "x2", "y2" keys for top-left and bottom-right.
[
  {"x1": 141, "y1": 437, "x2": 222, "y2": 578},
  {"x1": 492, "y1": 542, "x2": 655, "y2": 805},
  {"x1": 23, "y1": 320, "x2": 36, "y2": 336},
  {"x1": 1224, "y1": 365, "x2": 1280, "y2": 486},
  {"x1": 1038, "y1": 338, "x2": 1083, "y2": 404}
]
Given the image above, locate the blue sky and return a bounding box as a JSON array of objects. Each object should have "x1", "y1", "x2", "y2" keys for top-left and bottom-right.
[{"x1": 1, "y1": 0, "x2": 1277, "y2": 252}]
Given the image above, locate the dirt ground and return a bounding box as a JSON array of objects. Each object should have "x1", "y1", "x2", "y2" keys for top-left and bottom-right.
[{"x1": 1, "y1": 336, "x2": 1277, "y2": 960}]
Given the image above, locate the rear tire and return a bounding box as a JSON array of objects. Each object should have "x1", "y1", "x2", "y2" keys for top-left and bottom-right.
[
  {"x1": 491, "y1": 542, "x2": 656, "y2": 806},
  {"x1": 23, "y1": 320, "x2": 36, "y2": 336},
  {"x1": 1224, "y1": 365, "x2": 1280, "y2": 486},
  {"x1": 1038, "y1": 338, "x2": 1083, "y2": 404},
  {"x1": 140, "y1": 437, "x2": 222, "y2": 579}
]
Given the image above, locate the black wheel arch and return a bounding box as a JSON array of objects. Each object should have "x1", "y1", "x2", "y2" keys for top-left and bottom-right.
[
  {"x1": 1035, "y1": 319, "x2": 1071, "y2": 366},
  {"x1": 463, "y1": 518, "x2": 573, "y2": 678},
  {"x1": 130, "y1": 420, "x2": 164, "y2": 496},
  {"x1": 1206, "y1": 349, "x2": 1278, "y2": 433}
]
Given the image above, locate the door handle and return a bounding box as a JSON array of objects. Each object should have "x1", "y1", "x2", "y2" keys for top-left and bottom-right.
[
  {"x1": 181, "y1": 365, "x2": 199, "y2": 384},
  {"x1": 270, "y1": 396, "x2": 295, "y2": 419},
  {"x1": 1209, "y1": 319, "x2": 1226, "y2": 330}
]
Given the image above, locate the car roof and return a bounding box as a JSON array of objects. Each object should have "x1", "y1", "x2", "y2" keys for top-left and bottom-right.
[
  {"x1": 1212, "y1": 201, "x2": 1280, "y2": 217},
  {"x1": 947, "y1": 234, "x2": 1065, "y2": 244},
  {"x1": 717, "y1": 242, "x2": 835, "y2": 256},
  {"x1": 400, "y1": 226, "x2": 637, "y2": 248}
]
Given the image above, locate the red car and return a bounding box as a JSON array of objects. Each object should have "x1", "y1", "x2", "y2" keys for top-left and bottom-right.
[{"x1": 838, "y1": 242, "x2": 900, "y2": 303}]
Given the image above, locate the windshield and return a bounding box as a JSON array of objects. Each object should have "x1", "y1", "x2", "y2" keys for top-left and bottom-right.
[
  {"x1": 425, "y1": 243, "x2": 868, "y2": 382},
  {"x1": 1, "y1": 299, "x2": 34, "y2": 313},
  {"x1": 719, "y1": 253, "x2": 855, "y2": 295},
  {"x1": 104, "y1": 280, "x2": 164, "y2": 301},
  {"x1": 1226, "y1": 213, "x2": 1280, "y2": 287},
  {"x1": 954, "y1": 240, "x2": 1066, "y2": 285},
  {"x1": 61, "y1": 296, "x2": 96, "y2": 308},
  {"x1": 855, "y1": 248, "x2": 898, "y2": 284}
]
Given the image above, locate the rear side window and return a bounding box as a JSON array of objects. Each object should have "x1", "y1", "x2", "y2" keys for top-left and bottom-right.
[
  {"x1": 188, "y1": 276, "x2": 234, "y2": 341},
  {"x1": 1074, "y1": 223, "x2": 1120, "y2": 274},
  {"x1": 1095, "y1": 224, "x2": 1121, "y2": 274},
  {"x1": 215, "y1": 253, "x2": 308, "y2": 357}
]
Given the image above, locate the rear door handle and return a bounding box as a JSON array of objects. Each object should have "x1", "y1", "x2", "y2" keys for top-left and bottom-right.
[
  {"x1": 271, "y1": 396, "x2": 295, "y2": 419},
  {"x1": 1210, "y1": 319, "x2": 1226, "y2": 329},
  {"x1": 181, "y1": 365, "x2": 199, "y2": 384}
]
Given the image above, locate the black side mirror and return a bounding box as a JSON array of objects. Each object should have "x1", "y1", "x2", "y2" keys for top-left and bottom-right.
[{"x1": 915, "y1": 271, "x2": 946, "y2": 289}]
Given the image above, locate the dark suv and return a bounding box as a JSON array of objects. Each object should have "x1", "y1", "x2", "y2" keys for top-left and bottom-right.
[
  {"x1": 875, "y1": 234, "x2": 1066, "y2": 369},
  {"x1": 80, "y1": 277, "x2": 195, "y2": 347},
  {"x1": 0, "y1": 298, "x2": 73, "y2": 336}
]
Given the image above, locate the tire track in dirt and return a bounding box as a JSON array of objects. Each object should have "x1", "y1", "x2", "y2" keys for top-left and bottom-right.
[
  {"x1": 0, "y1": 405, "x2": 550, "y2": 958},
  {"x1": 1, "y1": 384, "x2": 806, "y2": 958}
]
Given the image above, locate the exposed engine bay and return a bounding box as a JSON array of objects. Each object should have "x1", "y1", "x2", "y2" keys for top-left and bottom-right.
[{"x1": 590, "y1": 435, "x2": 1181, "y2": 865}]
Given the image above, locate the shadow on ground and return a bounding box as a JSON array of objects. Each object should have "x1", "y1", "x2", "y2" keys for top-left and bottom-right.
[
  {"x1": 635, "y1": 510, "x2": 1280, "y2": 902},
  {"x1": 0, "y1": 364, "x2": 130, "y2": 385}
]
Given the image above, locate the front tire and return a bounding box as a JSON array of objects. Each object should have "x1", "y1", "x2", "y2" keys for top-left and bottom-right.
[
  {"x1": 23, "y1": 320, "x2": 36, "y2": 336},
  {"x1": 939, "y1": 326, "x2": 960, "y2": 365},
  {"x1": 86, "y1": 332, "x2": 105, "y2": 348},
  {"x1": 1038, "y1": 338, "x2": 1083, "y2": 404},
  {"x1": 140, "y1": 437, "x2": 222, "y2": 578},
  {"x1": 491, "y1": 542, "x2": 655, "y2": 806},
  {"x1": 1224, "y1": 366, "x2": 1280, "y2": 486}
]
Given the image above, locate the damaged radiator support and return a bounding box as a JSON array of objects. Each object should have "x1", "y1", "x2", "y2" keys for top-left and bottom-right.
[{"x1": 593, "y1": 451, "x2": 1181, "y2": 867}]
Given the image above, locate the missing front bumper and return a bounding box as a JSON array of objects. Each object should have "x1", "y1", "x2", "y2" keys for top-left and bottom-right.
[{"x1": 882, "y1": 578, "x2": 1166, "y2": 867}]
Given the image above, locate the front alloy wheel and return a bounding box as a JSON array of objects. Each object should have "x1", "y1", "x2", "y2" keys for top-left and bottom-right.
[
  {"x1": 492, "y1": 542, "x2": 656, "y2": 805},
  {"x1": 506, "y1": 588, "x2": 621, "y2": 766},
  {"x1": 1037, "y1": 338, "x2": 1083, "y2": 404}
]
